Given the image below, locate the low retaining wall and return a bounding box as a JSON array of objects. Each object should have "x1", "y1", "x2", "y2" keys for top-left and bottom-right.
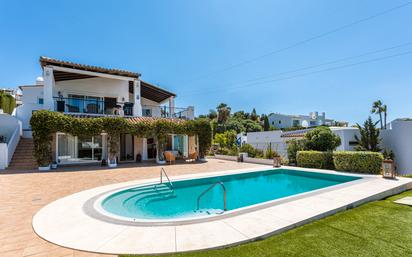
[{"x1": 213, "y1": 154, "x2": 273, "y2": 166}]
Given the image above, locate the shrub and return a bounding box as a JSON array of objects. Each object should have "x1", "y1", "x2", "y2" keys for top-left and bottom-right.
[
  {"x1": 30, "y1": 110, "x2": 212, "y2": 166},
  {"x1": 0, "y1": 92, "x2": 16, "y2": 114},
  {"x1": 287, "y1": 139, "x2": 307, "y2": 164},
  {"x1": 296, "y1": 151, "x2": 334, "y2": 169},
  {"x1": 305, "y1": 126, "x2": 341, "y2": 151},
  {"x1": 239, "y1": 143, "x2": 263, "y2": 158},
  {"x1": 333, "y1": 151, "x2": 383, "y2": 174}
]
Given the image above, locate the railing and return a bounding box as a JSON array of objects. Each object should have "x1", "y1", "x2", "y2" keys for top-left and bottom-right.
[
  {"x1": 160, "y1": 167, "x2": 174, "y2": 189},
  {"x1": 53, "y1": 97, "x2": 133, "y2": 116},
  {"x1": 142, "y1": 105, "x2": 193, "y2": 119},
  {"x1": 197, "y1": 181, "x2": 227, "y2": 212},
  {"x1": 7, "y1": 124, "x2": 20, "y2": 165}
]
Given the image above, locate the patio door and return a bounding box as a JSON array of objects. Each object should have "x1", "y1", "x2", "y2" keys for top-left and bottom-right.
[
  {"x1": 147, "y1": 138, "x2": 156, "y2": 159},
  {"x1": 120, "y1": 134, "x2": 134, "y2": 161}
]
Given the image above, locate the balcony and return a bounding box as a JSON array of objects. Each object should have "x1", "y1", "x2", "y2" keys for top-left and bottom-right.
[
  {"x1": 53, "y1": 97, "x2": 133, "y2": 116},
  {"x1": 142, "y1": 105, "x2": 194, "y2": 119}
]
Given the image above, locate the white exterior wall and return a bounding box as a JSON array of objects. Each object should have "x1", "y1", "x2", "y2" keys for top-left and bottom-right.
[
  {"x1": 0, "y1": 113, "x2": 22, "y2": 169},
  {"x1": 245, "y1": 131, "x2": 288, "y2": 157},
  {"x1": 330, "y1": 127, "x2": 360, "y2": 151},
  {"x1": 268, "y1": 112, "x2": 328, "y2": 129},
  {"x1": 55, "y1": 77, "x2": 130, "y2": 103},
  {"x1": 141, "y1": 97, "x2": 162, "y2": 117},
  {"x1": 15, "y1": 86, "x2": 44, "y2": 136},
  {"x1": 381, "y1": 119, "x2": 412, "y2": 175}
]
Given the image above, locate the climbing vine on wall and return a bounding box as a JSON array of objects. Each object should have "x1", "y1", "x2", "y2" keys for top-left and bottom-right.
[{"x1": 30, "y1": 110, "x2": 212, "y2": 166}]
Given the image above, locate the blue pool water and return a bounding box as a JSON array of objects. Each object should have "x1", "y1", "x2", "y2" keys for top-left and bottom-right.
[{"x1": 101, "y1": 169, "x2": 360, "y2": 220}]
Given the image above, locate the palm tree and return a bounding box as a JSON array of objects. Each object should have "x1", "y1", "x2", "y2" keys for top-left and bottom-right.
[
  {"x1": 381, "y1": 104, "x2": 388, "y2": 129},
  {"x1": 371, "y1": 100, "x2": 383, "y2": 129}
]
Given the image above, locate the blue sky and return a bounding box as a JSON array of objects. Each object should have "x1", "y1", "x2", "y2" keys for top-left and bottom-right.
[{"x1": 1, "y1": 0, "x2": 411, "y2": 124}]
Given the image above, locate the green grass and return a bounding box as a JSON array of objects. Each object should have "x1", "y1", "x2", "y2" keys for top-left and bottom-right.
[{"x1": 121, "y1": 190, "x2": 412, "y2": 257}]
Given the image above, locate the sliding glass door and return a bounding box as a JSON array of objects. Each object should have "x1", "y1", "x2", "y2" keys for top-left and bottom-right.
[{"x1": 57, "y1": 133, "x2": 104, "y2": 164}]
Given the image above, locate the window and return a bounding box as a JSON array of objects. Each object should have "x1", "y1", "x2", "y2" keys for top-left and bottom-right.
[
  {"x1": 293, "y1": 120, "x2": 300, "y2": 127},
  {"x1": 128, "y1": 81, "x2": 134, "y2": 94},
  {"x1": 38, "y1": 98, "x2": 44, "y2": 104},
  {"x1": 143, "y1": 108, "x2": 152, "y2": 117}
]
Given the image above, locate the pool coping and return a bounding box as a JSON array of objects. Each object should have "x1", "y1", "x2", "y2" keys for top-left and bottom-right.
[
  {"x1": 84, "y1": 167, "x2": 367, "y2": 226},
  {"x1": 32, "y1": 165, "x2": 412, "y2": 255}
]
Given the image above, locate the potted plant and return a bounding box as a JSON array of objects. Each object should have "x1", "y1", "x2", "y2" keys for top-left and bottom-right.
[
  {"x1": 273, "y1": 152, "x2": 282, "y2": 168},
  {"x1": 51, "y1": 161, "x2": 58, "y2": 169}
]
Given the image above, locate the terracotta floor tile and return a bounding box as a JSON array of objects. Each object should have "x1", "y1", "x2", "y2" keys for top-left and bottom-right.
[{"x1": 1, "y1": 159, "x2": 260, "y2": 256}]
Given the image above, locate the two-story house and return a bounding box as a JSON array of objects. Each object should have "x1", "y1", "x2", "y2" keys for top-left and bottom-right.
[
  {"x1": 15, "y1": 57, "x2": 195, "y2": 166},
  {"x1": 268, "y1": 111, "x2": 347, "y2": 129}
]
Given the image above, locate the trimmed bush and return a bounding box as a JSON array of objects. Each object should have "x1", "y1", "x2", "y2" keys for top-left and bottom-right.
[
  {"x1": 296, "y1": 151, "x2": 334, "y2": 169},
  {"x1": 333, "y1": 151, "x2": 383, "y2": 174}
]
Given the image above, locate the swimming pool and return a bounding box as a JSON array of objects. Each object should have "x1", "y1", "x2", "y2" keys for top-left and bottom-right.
[{"x1": 100, "y1": 169, "x2": 360, "y2": 221}]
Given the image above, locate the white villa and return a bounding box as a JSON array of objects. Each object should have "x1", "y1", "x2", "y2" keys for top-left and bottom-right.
[
  {"x1": 13, "y1": 56, "x2": 196, "y2": 167},
  {"x1": 268, "y1": 111, "x2": 347, "y2": 129}
]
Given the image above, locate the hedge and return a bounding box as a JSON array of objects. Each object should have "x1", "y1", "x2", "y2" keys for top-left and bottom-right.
[
  {"x1": 30, "y1": 110, "x2": 212, "y2": 166},
  {"x1": 296, "y1": 151, "x2": 334, "y2": 169},
  {"x1": 333, "y1": 151, "x2": 383, "y2": 174},
  {"x1": 0, "y1": 92, "x2": 16, "y2": 114}
]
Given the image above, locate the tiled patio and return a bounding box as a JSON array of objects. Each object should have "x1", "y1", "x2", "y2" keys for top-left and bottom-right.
[{"x1": 0, "y1": 159, "x2": 262, "y2": 257}]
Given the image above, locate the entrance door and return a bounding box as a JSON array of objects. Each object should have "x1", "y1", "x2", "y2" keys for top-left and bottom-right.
[
  {"x1": 147, "y1": 138, "x2": 157, "y2": 159},
  {"x1": 120, "y1": 134, "x2": 134, "y2": 161}
]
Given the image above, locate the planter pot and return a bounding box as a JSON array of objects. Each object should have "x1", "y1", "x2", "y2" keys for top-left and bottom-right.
[
  {"x1": 38, "y1": 165, "x2": 51, "y2": 171},
  {"x1": 51, "y1": 163, "x2": 58, "y2": 169},
  {"x1": 273, "y1": 156, "x2": 282, "y2": 167},
  {"x1": 199, "y1": 158, "x2": 207, "y2": 162},
  {"x1": 157, "y1": 160, "x2": 166, "y2": 164},
  {"x1": 108, "y1": 159, "x2": 117, "y2": 168}
]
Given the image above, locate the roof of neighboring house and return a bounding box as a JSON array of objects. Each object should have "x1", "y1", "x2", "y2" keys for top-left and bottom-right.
[
  {"x1": 40, "y1": 56, "x2": 141, "y2": 79},
  {"x1": 141, "y1": 80, "x2": 176, "y2": 103},
  {"x1": 280, "y1": 128, "x2": 314, "y2": 138}
]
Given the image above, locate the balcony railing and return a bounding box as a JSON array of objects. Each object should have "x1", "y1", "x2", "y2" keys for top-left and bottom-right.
[
  {"x1": 53, "y1": 97, "x2": 133, "y2": 116},
  {"x1": 142, "y1": 105, "x2": 193, "y2": 119}
]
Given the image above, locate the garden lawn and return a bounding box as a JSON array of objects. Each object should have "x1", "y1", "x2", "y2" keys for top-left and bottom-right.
[{"x1": 121, "y1": 190, "x2": 412, "y2": 257}]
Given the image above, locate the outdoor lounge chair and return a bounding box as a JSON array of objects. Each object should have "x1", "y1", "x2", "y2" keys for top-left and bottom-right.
[
  {"x1": 164, "y1": 151, "x2": 176, "y2": 164},
  {"x1": 187, "y1": 152, "x2": 198, "y2": 162}
]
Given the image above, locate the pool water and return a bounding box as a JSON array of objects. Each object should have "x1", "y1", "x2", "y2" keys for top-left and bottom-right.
[{"x1": 101, "y1": 169, "x2": 360, "y2": 220}]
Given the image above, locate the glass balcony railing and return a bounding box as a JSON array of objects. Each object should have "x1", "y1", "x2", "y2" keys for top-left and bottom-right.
[
  {"x1": 141, "y1": 105, "x2": 192, "y2": 119},
  {"x1": 53, "y1": 97, "x2": 133, "y2": 116}
]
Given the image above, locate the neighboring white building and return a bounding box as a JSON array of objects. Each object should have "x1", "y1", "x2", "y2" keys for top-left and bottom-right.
[
  {"x1": 241, "y1": 127, "x2": 359, "y2": 159},
  {"x1": 14, "y1": 56, "x2": 196, "y2": 166},
  {"x1": 330, "y1": 127, "x2": 360, "y2": 151},
  {"x1": 268, "y1": 111, "x2": 347, "y2": 129},
  {"x1": 242, "y1": 131, "x2": 287, "y2": 157},
  {"x1": 381, "y1": 119, "x2": 412, "y2": 175}
]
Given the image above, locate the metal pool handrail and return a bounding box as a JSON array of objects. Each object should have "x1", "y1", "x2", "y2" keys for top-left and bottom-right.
[
  {"x1": 160, "y1": 168, "x2": 174, "y2": 189},
  {"x1": 197, "y1": 181, "x2": 227, "y2": 212}
]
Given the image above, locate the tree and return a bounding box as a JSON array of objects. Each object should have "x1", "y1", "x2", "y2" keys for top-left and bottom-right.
[
  {"x1": 263, "y1": 115, "x2": 270, "y2": 131},
  {"x1": 371, "y1": 100, "x2": 387, "y2": 129},
  {"x1": 304, "y1": 126, "x2": 341, "y2": 151},
  {"x1": 250, "y1": 108, "x2": 258, "y2": 121},
  {"x1": 226, "y1": 118, "x2": 245, "y2": 133},
  {"x1": 242, "y1": 119, "x2": 263, "y2": 132},
  {"x1": 217, "y1": 103, "x2": 231, "y2": 125},
  {"x1": 213, "y1": 130, "x2": 237, "y2": 149},
  {"x1": 207, "y1": 109, "x2": 217, "y2": 120},
  {"x1": 287, "y1": 139, "x2": 307, "y2": 164},
  {"x1": 381, "y1": 104, "x2": 388, "y2": 129},
  {"x1": 355, "y1": 116, "x2": 381, "y2": 152}
]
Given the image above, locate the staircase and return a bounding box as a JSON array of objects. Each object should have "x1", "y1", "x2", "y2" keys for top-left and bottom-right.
[
  {"x1": 123, "y1": 184, "x2": 175, "y2": 209},
  {"x1": 8, "y1": 138, "x2": 38, "y2": 170}
]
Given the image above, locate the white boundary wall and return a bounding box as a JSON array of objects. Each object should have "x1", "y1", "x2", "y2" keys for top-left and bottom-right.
[{"x1": 381, "y1": 119, "x2": 412, "y2": 175}]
